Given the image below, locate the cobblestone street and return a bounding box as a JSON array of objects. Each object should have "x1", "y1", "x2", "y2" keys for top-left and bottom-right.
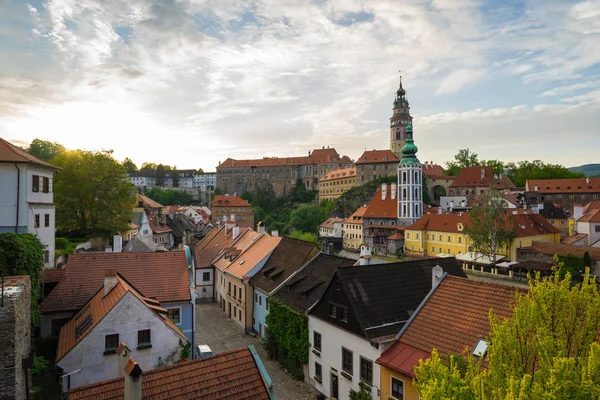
[{"x1": 195, "y1": 302, "x2": 317, "y2": 400}]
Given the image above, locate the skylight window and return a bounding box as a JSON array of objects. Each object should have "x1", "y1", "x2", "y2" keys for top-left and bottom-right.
[{"x1": 473, "y1": 338, "x2": 489, "y2": 358}]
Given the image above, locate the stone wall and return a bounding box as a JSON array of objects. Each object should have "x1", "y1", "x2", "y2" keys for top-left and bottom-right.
[{"x1": 0, "y1": 276, "x2": 32, "y2": 400}]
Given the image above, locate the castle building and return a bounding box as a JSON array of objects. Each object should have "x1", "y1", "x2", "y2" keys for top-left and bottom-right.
[
  {"x1": 389, "y1": 74, "x2": 413, "y2": 159},
  {"x1": 398, "y1": 124, "x2": 423, "y2": 226}
]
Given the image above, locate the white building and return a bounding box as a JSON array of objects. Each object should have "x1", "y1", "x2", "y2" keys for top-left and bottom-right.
[
  {"x1": 397, "y1": 124, "x2": 423, "y2": 226},
  {"x1": 56, "y1": 271, "x2": 189, "y2": 393},
  {"x1": 0, "y1": 138, "x2": 59, "y2": 268},
  {"x1": 319, "y1": 217, "x2": 344, "y2": 238}
]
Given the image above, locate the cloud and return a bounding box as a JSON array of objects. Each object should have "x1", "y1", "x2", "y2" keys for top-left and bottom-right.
[{"x1": 436, "y1": 69, "x2": 488, "y2": 95}]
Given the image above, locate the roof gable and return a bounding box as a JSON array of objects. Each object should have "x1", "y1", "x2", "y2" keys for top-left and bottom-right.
[
  {"x1": 364, "y1": 187, "x2": 398, "y2": 219},
  {"x1": 212, "y1": 195, "x2": 252, "y2": 208},
  {"x1": 355, "y1": 149, "x2": 398, "y2": 164},
  {"x1": 0, "y1": 138, "x2": 60, "y2": 169},
  {"x1": 450, "y1": 166, "x2": 516, "y2": 189},
  {"x1": 528, "y1": 178, "x2": 600, "y2": 193}
]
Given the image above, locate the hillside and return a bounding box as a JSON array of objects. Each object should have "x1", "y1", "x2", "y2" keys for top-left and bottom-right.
[{"x1": 569, "y1": 164, "x2": 600, "y2": 177}]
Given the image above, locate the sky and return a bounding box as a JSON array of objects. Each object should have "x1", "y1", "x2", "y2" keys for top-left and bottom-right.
[{"x1": 0, "y1": 0, "x2": 599, "y2": 172}]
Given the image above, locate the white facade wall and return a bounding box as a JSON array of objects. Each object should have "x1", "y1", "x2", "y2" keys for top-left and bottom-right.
[
  {"x1": 57, "y1": 292, "x2": 185, "y2": 391},
  {"x1": 398, "y1": 164, "x2": 423, "y2": 226},
  {"x1": 308, "y1": 316, "x2": 381, "y2": 400},
  {"x1": 195, "y1": 267, "x2": 214, "y2": 300},
  {"x1": 577, "y1": 221, "x2": 600, "y2": 246}
]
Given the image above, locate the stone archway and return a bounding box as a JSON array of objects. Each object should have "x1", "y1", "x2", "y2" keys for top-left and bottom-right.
[
  {"x1": 426, "y1": 177, "x2": 454, "y2": 205},
  {"x1": 432, "y1": 185, "x2": 447, "y2": 204}
]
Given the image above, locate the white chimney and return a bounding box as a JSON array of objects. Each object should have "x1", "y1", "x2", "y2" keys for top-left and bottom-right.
[
  {"x1": 113, "y1": 235, "x2": 123, "y2": 253},
  {"x1": 104, "y1": 269, "x2": 118, "y2": 296},
  {"x1": 480, "y1": 168, "x2": 485, "y2": 180},
  {"x1": 117, "y1": 343, "x2": 131, "y2": 377},
  {"x1": 223, "y1": 215, "x2": 228, "y2": 222},
  {"x1": 230, "y1": 214, "x2": 235, "y2": 221},
  {"x1": 432, "y1": 265, "x2": 443, "y2": 288},
  {"x1": 586, "y1": 177, "x2": 591, "y2": 184},
  {"x1": 382, "y1": 183, "x2": 388, "y2": 200},
  {"x1": 232, "y1": 226, "x2": 240, "y2": 240},
  {"x1": 271, "y1": 230, "x2": 279, "y2": 237},
  {"x1": 534, "y1": 185, "x2": 539, "y2": 191},
  {"x1": 391, "y1": 184, "x2": 397, "y2": 200},
  {"x1": 124, "y1": 358, "x2": 143, "y2": 400},
  {"x1": 450, "y1": 201, "x2": 454, "y2": 211},
  {"x1": 359, "y1": 245, "x2": 372, "y2": 266}
]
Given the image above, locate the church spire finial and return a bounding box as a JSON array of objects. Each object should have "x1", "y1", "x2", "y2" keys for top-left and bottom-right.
[{"x1": 399, "y1": 124, "x2": 420, "y2": 165}]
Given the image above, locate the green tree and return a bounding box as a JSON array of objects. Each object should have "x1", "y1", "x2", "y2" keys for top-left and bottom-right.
[
  {"x1": 465, "y1": 189, "x2": 514, "y2": 264},
  {"x1": 141, "y1": 162, "x2": 157, "y2": 170},
  {"x1": 445, "y1": 148, "x2": 480, "y2": 175},
  {"x1": 53, "y1": 150, "x2": 136, "y2": 236},
  {"x1": 122, "y1": 158, "x2": 138, "y2": 174},
  {"x1": 0, "y1": 233, "x2": 44, "y2": 325},
  {"x1": 288, "y1": 204, "x2": 327, "y2": 234},
  {"x1": 156, "y1": 164, "x2": 166, "y2": 187},
  {"x1": 505, "y1": 160, "x2": 584, "y2": 188},
  {"x1": 287, "y1": 231, "x2": 319, "y2": 245},
  {"x1": 172, "y1": 166, "x2": 180, "y2": 188},
  {"x1": 144, "y1": 188, "x2": 194, "y2": 206},
  {"x1": 349, "y1": 381, "x2": 373, "y2": 400},
  {"x1": 415, "y1": 267, "x2": 600, "y2": 399},
  {"x1": 482, "y1": 159, "x2": 505, "y2": 175},
  {"x1": 27, "y1": 139, "x2": 66, "y2": 162}
]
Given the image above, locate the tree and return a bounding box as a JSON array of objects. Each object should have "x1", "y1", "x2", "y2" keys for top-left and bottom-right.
[
  {"x1": 505, "y1": 160, "x2": 584, "y2": 187},
  {"x1": 122, "y1": 158, "x2": 138, "y2": 174},
  {"x1": 156, "y1": 164, "x2": 166, "y2": 187},
  {"x1": 141, "y1": 162, "x2": 157, "y2": 170},
  {"x1": 27, "y1": 139, "x2": 66, "y2": 162},
  {"x1": 172, "y1": 166, "x2": 180, "y2": 188},
  {"x1": 53, "y1": 150, "x2": 136, "y2": 236},
  {"x1": 287, "y1": 231, "x2": 319, "y2": 245},
  {"x1": 0, "y1": 233, "x2": 44, "y2": 325},
  {"x1": 288, "y1": 204, "x2": 328, "y2": 234},
  {"x1": 349, "y1": 381, "x2": 373, "y2": 400},
  {"x1": 482, "y1": 159, "x2": 505, "y2": 175},
  {"x1": 415, "y1": 267, "x2": 600, "y2": 399},
  {"x1": 465, "y1": 189, "x2": 514, "y2": 264},
  {"x1": 144, "y1": 188, "x2": 194, "y2": 206},
  {"x1": 445, "y1": 148, "x2": 480, "y2": 175}
]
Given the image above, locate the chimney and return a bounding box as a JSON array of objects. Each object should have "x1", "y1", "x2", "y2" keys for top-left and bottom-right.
[
  {"x1": 359, "y1": 245, "x2": 372, "y2": 266},
  {"x1": 117, "y1": 343, "x2": 131, "y2": 377},
  {"x1": 230, "y1": 214, "x2": 235, "y2": 222},
  {"x1": 271, "y1": 230, "x2": 279, "y2": 237},
  {"x1": 113, "y1": 235, "x2": 123, "y2": 253},
  {"x1": 450, "y1": 201, "x2": 454, "y2": 211},
  {"x1": 382, "y1": 183, "x2": 388, "y2": 200},
  {"x1": 432, "y1": 265, "x2": 443, "y2": 288},
  {"x1": 124, "y1": 358, "x2": 143, "y2": 400},
  {"x1": 534, "y1": 185, "x2": 539, "y2": 191},
  {"x1": 586, "y1": 177, "x2": 591, "y2": 184},
  {"x1": 104, "y1": 269, "x2": 118, "y2": 296},
  {"x1": 391, "y1": 184, "x2": 397, "y2": 200},
  {"x1": 257, "y1": 222, "x2": 266, "y2": 234},
  {"x1": 232, "y1": 226, "x2": 240, "y2": 240},
  {"x1": 480, "y1": 168, "x2": 485, "y2": 180}
]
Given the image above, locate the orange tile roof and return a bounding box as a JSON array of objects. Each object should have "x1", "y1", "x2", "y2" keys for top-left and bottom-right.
[
  {"x1": 213, "y1": 230, "x2": 262, "y2": 272},
  {"x1": 519, "y1": 241, "x2": 600, "y2": 260},
  {"x1": 40, "y1": 252, "x2": 191, "y2": 313},
  {"x1": 320, "y1": 167, "x2": 356, "y2": 182},
  {"x1": 56, "y1": 274, "x2": 187, "y2": 362},
  {"x1": 212, "y1": 195, "x2": 251, "y2": 208},
  {"x1": 68, "y1": 347, "x2": 271, "y2": 400},
  {"x1": 148, "y1": 217, "x2": 171, "y2": 233},
  {"x1": 578, "y1": 208, "x2": 600, "y2": 223},
  {"x1": 377, "y1": 276, "x2": 522, "y2": 377},
  {"x1": 217, "y1": 148, "x2": 345, "y2": 168},
  {"x1": 225, "y1": 235, "x2": 282, "y2": 279},
  {"x1": 583, "y1": 200, "x2": 600, "y2": 213},
  {"x1": 364, "y1": 187, "x2": 398, "y2": 219},
  {"x1": 136, "y1": 193, "x2": 164, "y2": 209},
  {"x1": 421, "y1": 163, "x2": 444, "y2": 177},
  {"x1": 406, "y1": 213, "x2": 471, "y2": 233},
  {"x1": 511, "y1": 213, "x2": 560, "y2": 237},
  {"x1": 355, "y1": 149, "x2": 398, "y2": 164},
  {"x1": 450, "y1": 166, "x2": 516, "y2": 189},
  {"x1": 319, "y1": 217, "x2": 345, "y2": 229},
  {"x1": 0, "y1": 137, "x2": 60, "y2": 169},
  {"x1": 562, "y1": 233, "x2": 588, "y2": 245},
  {"x1": 386, "y1": 232, "x2": 405, "y2": 240},
  {"x1": 42, "y1": 268, "x2": 66, "y2": 283},
  {"x1": 344, "y1": 204, "x2": 369, "y2": 223},
  {"x1": 527, "y1": 178, "x2": 600, "y2": 194}
]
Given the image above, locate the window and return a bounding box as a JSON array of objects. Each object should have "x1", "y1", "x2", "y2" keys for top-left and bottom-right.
[
  {"x1": 314, "y1": 362, "x2": 322, "y2": 381},
  {"x1": 314, "y1": 331, "x2": 322, "y2": 351},
  {"x1": 447, "y1": 235, "x2": 451, "y2": 242},
  {"x1": 105, "y1": 333, "x2": 119, "y2": 353},
  {"x1": 239, "y1": 287, "x2": 242, "y2": 299},
  {"x1": 342, "y1": 347, "x2": 353, "y2": 375},
  {"x1": 201, "y1": 272, "x2": 210, "y2": 282},
  {"x1": 595, "y1": 226, "x2": 600, "y2": 233},
  {"x1": 259, "y1": 296, "x2": 262, "y2": 306},
  {"x1": 255, "y1": 293, "x2": 258, "y2": 303},
  {"x1": 32, "y1": 175, "x2": 39, "y2": 192},
  {"x1": 44, "y1": 214, "x2": 50, "y2": 227},
  {"x1": 233, "y1": 284, "x2": 237, "y2": 298},
  {"x1": 458, "y1": 236, "x2": 462, "y2": 243},
  {"x1": 391, "y1": 377, "x2": 404, "y2": 399},
  {"x1": 360, "y1": 357, "x2": 373, "y2": 385},
  {"x1": 44, "y1": 250, "x2": 49, "y2": 263},
  {"x1": 340, "y1": 306, "x2": 348, "y2": 322},
  {"x1": 228, "y1": 282, "x2": 231, "y2": 294},
  {"x1": 266, "y1": 300, "x2": 269, "y2": 311},
  {"x1": 167, "y1": 308, "x2": 181, "y2": 324},
  {"x1": 138, "y1": 329, "x2": 151, "y2": 347},
  {"x1": 34, "y1": 214, "x2": 40, "y2": 228},
  {"x1": 42, "y1": 176, "x2": 50, "y2": 193},
  {"x1": 329, "y1": 303, "x2": 337, "y2": 318}
]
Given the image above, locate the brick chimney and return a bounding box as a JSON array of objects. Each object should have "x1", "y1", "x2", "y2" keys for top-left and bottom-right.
[
  {"x1": 104, "y1": 269, "x2": 118, "y2": 296},
  {"x1": 124, "y1": 358, "x2": 143, "y2": 400}
]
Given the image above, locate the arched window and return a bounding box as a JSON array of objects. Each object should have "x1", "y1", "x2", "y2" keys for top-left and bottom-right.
[
  {"x1": 415, "y1": 188, "x2": 419, "y2": 200},
  {"x1": 402, "y1": 171, "x2": 407, "y2": 184},
  {"x1": 403, "y1": 205, "x2": 407, "y2": 215},
  {"x1": 415, "y1": 171, "x2": 419, "y2": 183},
  {"x1": 391, "y1": 221, "x2": 396, "y2": 226},
  {"x1": 415, "y1": 204, "x2": 420, "y2": 216},
  {"x1": 403, "y1": 188, "x2": 407, "y2": 199},
  {"x1": 379, "y1": 220, "x2": 384, "y2": 226}
]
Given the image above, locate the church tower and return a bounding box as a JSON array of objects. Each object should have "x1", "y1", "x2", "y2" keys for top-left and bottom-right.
[
  {"x1": 389, "y1": 73, "x2": 413, "y2": 159},
  {"x1": 397, "y1": 124, "x2": 423, "y2": 226}
]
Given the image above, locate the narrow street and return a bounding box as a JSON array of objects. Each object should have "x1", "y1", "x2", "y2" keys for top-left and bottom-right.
[{"x1": 195, "y1": 302, "x2": 317, "y2": 400}]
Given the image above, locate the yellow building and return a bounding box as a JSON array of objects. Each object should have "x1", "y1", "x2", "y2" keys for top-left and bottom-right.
[
  {"x1": 404, "y1": 212, "x2": 560, "y2": 261},
  {"x1": 539, "y1": 203, "x2": 569, "y2": 239},
  {"x1": 318, "y1": 167, "x2": 356, "y2": 201},
  {"x1": 343, "y1": 204, "x2": 368, "y2": 251}
]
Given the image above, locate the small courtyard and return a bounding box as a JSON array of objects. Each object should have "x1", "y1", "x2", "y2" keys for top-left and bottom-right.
[{"x1": 195, "y1": 302, "x2": 317, "y2": 400}]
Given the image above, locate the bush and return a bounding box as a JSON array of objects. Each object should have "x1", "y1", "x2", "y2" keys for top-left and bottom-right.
[{"x1": 31, "y1": 356, "x2": 49, "y2": 377}]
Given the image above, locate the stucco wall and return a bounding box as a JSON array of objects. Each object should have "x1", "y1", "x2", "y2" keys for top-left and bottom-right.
[
  {"x1": 57, "y1": 292, "x2": 186, "y2": 391},
  {"x1": 164, "y1": 301, "x2": 193, "y2": 342},
  {"x1": 195, "y1": 267, "x2": 214, "y2": 300},
  {"x1": 252, "y1": 288, "x2": 269, "y2": 338},
  {"x1": 379, "y1": 366, "x2": 420, "y2": 400}
]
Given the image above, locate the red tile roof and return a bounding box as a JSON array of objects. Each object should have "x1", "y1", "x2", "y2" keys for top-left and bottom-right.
[
  {"x1": 562, "y1": 233, "x2": 588, "y2": 245},
  {"x1": 583, "y1": 201, "x2": 600, "y2": 213},
  {"x1": 212, "y1": 195, "x2": 252, "y2": 208},
  {"x1": 377, "y1": 276, "x2": 522, "y2": 377},
  {"x1": 578, "y1": 208, "x2": 600, "y2": 223},
  {"x1": 217, "y1": 148, "x2": 346, "y2": 168},
  {"x1": 450, "y1": 166, "x2": 516, "y2": 189},
  {"x1": 355, "y1": 149, "x2": 398, "y2": 164},
  {"x1": 136, "y1": 193, "x2": 164, "y2": 210},
  {"x1": 40, "y1": 252, "x2": 191, "y2": 313},
  {"x1": 149, "y1": 217, "x2": 172, "y2": 233},
  {"x1": 320, "y1": 167, "x2": 356, "y2": 182},
  {"x1": 42, "y1": 268, "x2": 66, "y2": 283},
  {"x1": 344, "y1": 204, "x2": 368, "y2": 223},
  {"x1": 68, "y1": 347, "x2": 271, "y2": 400},
  {"x1": 57, "y1": 273, "x2": 187, "y2": 362},
  {"x1": 421, "y1": 163, "x2": 444, "y2": 177},
  {"x1": 0, "y1": 138, "x2": 60, "y2": 169},
  {"x1": 226, "y1": 235, "x2": 282, "y2": 279},
  {"x1": 319, "y1": 217, "x2": 345, "y2": 229},
  {"x1": 519, "y1": 241, "x2": 600, "y2": 260},
  {"x1": 364, "y1": 186, "x2": 398, "y2": 219},
  {"x1": 527, "y1": 178, "x2": 600, "y2": 194},
  {"x1": 406, "y1": 213, "x2": 471, "y2": 233}
]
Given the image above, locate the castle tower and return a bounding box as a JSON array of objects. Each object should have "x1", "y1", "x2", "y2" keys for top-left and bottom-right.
[
  {"x1": 397, "y1": 124, "x2": 422, "y2": 226},
  {"x1": 389, "y1": 72, "x2": 413, "y2": 159}
]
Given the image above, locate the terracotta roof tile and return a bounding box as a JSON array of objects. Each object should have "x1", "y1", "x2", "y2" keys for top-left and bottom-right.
[
  {"x1": 0, "y1": 138, "x2": 60, "y2": 169},
  {"x1": 136, "y1": 193, "x2": 164, "y2": 209},
  {"x1": 355, "y1": 149, "x2": 398, "y2": 165},
  {"x1": 583, "y1": 200, "x2": 600, "y2": 213},
  {"x1": 343, "y1": 204, "x2": 369, "y2": 223},
  {"x1": 217, "y1": 148, "x2": 347, "y2": 168},
  {"x1": 528, "y1": 178, "x2": 600, "y2": 194},
  {"x1": 319, "y1": 217, "x2": 345, "y2": 229},
  {"x1": 364, "y1": 187, "x2": 398, "y2": 219},
  {"x1": 421, "y1": 163, "x2": 444, "y2": 177},
  {"x1": 578, "y1": 208, "x2": 600, "y2": 223},
  {"x1": 68, "y1": 347, "x2": 271, "y2": 400},
  {"x1": 226, "y1": 235, "x2": 282, "y2": 279},
  {"x1": 377, "y1": 276, "x2": 523, "y2": 376},
  {"x1": 40, "y1": 252, "x2": 191, "y2": 314},
  {"x1": 320, "y1": 167, "x2": 356, "y2": 182},
  {"x1": 450, "y1": 166, "x2": 516, "y2": 189},
  {"x1": 212, "y1": 195, "x2": 251, "y2": 208},
  {"x1": 519, "y1": 241, "x2": 600, "y2": 260},
  {"x1": 562, "y1": 233, "x2": 588, "y2": 245},
  {"x1": 56, "y1": 274, "x2": 188, "y2": 362},
  {"x1": 42, "y1": 268, "x2": 66, "y2": 283}
]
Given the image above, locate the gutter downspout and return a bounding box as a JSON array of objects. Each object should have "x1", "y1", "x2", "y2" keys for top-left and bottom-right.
[{"x1": 14, "y1": 163, "x2": 21, "y2": 233}]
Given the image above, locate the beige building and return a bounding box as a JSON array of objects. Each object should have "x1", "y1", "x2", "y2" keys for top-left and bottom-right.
[
  {"x1": 343, "y1": 205, "x2": 368, "y2": 251},
  {"x1": 354, "y1": 150, "x2": 398, "y2": 185},
  {"x1": 318, "y1": 167, "x2": 356, "y2": 201}
]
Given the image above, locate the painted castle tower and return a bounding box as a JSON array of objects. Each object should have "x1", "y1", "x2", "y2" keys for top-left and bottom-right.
[
  {"x1": 397, "y1": 124, "x2": 423, "y2": 226},
  {"x1": 389, "y1": 73, "x2": 413, "y2": 159}
]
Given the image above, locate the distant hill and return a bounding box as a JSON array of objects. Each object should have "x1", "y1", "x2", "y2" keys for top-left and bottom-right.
[{"x1": 569, "y1": 164, "x2": 600, "y2": 177}]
